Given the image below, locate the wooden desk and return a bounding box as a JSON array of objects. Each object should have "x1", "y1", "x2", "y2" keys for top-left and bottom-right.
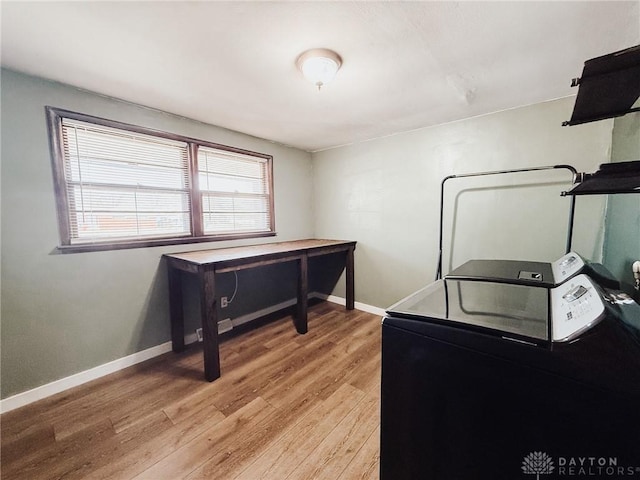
[{"x1": 164, "y1": 239, "x2": 357, "y2": 381}]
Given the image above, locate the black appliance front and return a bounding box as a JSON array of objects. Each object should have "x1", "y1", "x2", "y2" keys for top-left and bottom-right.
[{"x1": 380, "y1": 267, "x2": 640, "y2": 480}]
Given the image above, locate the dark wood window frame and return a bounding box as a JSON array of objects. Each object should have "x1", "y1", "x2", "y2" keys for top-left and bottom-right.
[{"x1": 46, "y1": 107, "x2": 276, "y2": 253}]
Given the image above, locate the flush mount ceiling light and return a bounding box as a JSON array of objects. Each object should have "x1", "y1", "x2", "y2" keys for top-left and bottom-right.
[{"x1": 296, "y1": 48, "x2": 342, "y2": 90}]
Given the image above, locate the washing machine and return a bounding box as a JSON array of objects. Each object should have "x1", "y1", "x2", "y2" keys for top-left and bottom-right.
[{"x1": 380, "y1": 252, "x2": 640, "y2": 479}]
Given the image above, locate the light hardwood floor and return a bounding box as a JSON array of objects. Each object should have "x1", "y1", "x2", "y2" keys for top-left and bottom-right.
[{"x1": 1, "y1": 302, "x2": 382, "y2": 480}]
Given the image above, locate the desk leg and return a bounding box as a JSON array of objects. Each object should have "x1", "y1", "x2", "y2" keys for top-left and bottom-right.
[
  {"x1": 168, "y1": 266, "x2": 185, "y2": 352},
  {"x1": 346, "y1": 246, "x2": 355, "y2": 310},
  {"x1": 199, "y1": 267, "x2": 220, "y2": 382},
  {"x1": 296, "y1": 254, "x2": 308, "y2": 334}
]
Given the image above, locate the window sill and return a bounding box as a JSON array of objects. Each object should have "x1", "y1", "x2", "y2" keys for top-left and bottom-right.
[{"x1": 55, "y1": 232, "x2": 277, "y2": 254}]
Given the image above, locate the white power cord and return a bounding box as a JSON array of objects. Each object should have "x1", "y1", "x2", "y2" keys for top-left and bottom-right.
[{"x1": 228, "y1": 271, "x2": 239, "y2": 304}]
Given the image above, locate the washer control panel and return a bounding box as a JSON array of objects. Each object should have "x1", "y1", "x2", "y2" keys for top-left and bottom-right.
[
  {"x1": 551, "y1": 274, "x2": 605, "y2": 342},
  {"x1": 551, "y1": 252, "x2": 585, "y2": 285}
]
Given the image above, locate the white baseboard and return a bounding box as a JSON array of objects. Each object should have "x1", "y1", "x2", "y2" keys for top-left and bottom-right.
[
  {"x1": 314, "y1": 293, "x2": 386, "y2": 317},
  {"x1": 0, "y1": 342, "x2": 174, "y2": 414},
  {"x1": 0, "y1": 293, "x2": 383, "y2": 413}
]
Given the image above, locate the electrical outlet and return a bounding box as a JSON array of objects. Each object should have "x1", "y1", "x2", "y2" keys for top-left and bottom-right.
[
  {"x1": 195, "y1": 328, "x2": 203, "y2": 342},
  {"x1": 221, "y1": 296, "x2": 228, "y2": 308},
  {"x1": 218, "y1": 318, "x2": 233, "y2": 334}
]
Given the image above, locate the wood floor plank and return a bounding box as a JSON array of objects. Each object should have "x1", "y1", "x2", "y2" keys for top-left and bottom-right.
[
  {"x1": 0, "y1": 303, "x2": 383, "y2": 480},
  {"x1": 211, "y1": 341, "x2": 302, "y2": 415},
  {"x1": 218, "y1": 343, "x2": 270, "y2": 374},
  {"x1": 0, "y1": 423, "x2": 55, "y2": 469},
  {"x1": 308, "y1": 309, "x2": 375, "y2": 351},
  {"x1": 1, "y1": 418, "x2": 117, "y2": 480},
  {"x1": 233, "y1": 383, "x2": 366, "y2": 480},
  {"x1": 109, "y1": 374, "x2": 206, "y2": 433},
  {"x1": 260, "y1": 336, "x2": 341, "y2": 407},
  {"x1": 284, "y1": 392, "x2": 380, "y2": 480},
  {"x1": 271, "y1": 327, "x2": 380, "y2": 409},
  {"x1": 338, "y1": 425, "x2": 381, "y2": 480},
  {"x1": 245, "y1": 317, "x2": 301, "y2": 350},
  {"x1": 296, "y1": 315, "x2": 366, "y2": 354},
  {"x1": 87, "y1": 403, "x2": 226, "y2": 479},
  {"x1": 132, "y1": 396, "x2": 275, "y2": 480},
  {"x1": 162, "y1": 383, "x2": 225, "y2": 425},
  {"x1": 163, "y1": 340, "x2": 294, "y2": 418},
  {"x1": 0, "y1": 352, "x2": 186, "y2": 439},
  {"x1": 261, "y1": 313, "x2": 380, "y2": 409},
  {"x1": 183, "y1": 391, "x2": 322, "y2": 479},
  {"x1": 343, "y1": 328, "x2": 382, "y2": 393},
  {"x1": 51, "y1": 357, "x2": 199, "y2": 439},
  {"x1": 50, "y1": 410, "x2": 174, "y2": 480}
]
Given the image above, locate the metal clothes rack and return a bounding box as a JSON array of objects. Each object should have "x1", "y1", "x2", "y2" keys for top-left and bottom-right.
[{"x1": 435, "y1": 164, "x2": 578, "y2": 280}]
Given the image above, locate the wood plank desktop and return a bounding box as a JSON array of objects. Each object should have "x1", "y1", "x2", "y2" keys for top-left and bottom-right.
[{"x1": 164, "y1": 239, "x2": 357, "y2": 381}]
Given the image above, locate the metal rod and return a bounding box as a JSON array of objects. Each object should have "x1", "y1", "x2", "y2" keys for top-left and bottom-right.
[
  {"x1": 565, "y1": 194, "x2": 576, "y2": 253},
  {"x1": 436, "y1": 164, "x2": 578, "y2": 280}
]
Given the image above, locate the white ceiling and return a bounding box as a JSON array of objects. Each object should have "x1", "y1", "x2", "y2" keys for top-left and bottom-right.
[{"x1": 1, "y1": 1, "x2": 639, "y2": 152}]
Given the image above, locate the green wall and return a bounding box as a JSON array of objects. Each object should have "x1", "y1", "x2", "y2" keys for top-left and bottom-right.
[
  {"x1": 2, "y1": 67, "x2": 632, "y2": 401},
  {"x1": 603, "y1": 114, "x2": 640, "y2": 299},
  {"x1": 0, "y1": 69, "x2": 315, "y2": 399},
  {"x1": 312, "y1": 97, "x2": 614, "y2": 308}
]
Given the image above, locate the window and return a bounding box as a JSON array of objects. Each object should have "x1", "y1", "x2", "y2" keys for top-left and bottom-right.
[
  {"x1": 47, "y1": 107, "x2": 275, "y2": 252},
  {"x1": 198, "y1": 146, "x2": 272, "y2": 235}
]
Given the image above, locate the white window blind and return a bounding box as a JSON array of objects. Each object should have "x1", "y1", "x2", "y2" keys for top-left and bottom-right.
[
  {"x1": 197, "y1": 146, "x2": 271, "y2": 235},
  {"x1": 61, "y1": 119, "x2": 191, "y2": 243}
]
